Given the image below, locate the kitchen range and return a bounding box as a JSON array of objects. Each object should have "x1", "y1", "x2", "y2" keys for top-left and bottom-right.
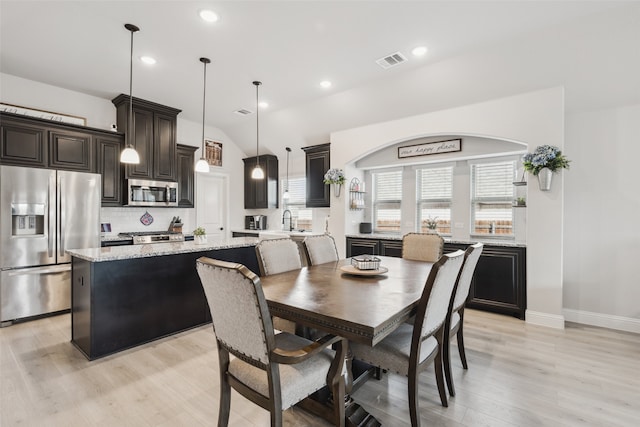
[{"x1": 0, "y1": 165, "x2": 101, "y2": 326}]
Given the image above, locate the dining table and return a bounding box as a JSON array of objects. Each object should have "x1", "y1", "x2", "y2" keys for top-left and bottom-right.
[{"x1": 260, "y1": 255, "x2": 434, "y2": 426}]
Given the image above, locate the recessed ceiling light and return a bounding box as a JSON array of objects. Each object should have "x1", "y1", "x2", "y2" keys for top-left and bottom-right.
[
  {"x1": 140, "y1": 56, "x2": 156, "y2": 65},
  {"x1": 411, "y1": 46, "x2": 428, "y2": 57},
  {"x1": 320, "y1": 80, "x2": 332, "y2": 89},
  {"x1": 199, "y1": 9, "x2": 219, "y2": 23},
  {"x1": 259, "y1": 101, "x2": 269, "y2": 109}
]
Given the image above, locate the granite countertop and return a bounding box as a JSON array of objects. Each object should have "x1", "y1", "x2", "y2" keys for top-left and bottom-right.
[
  {"x1": 68, "y1": 237, "x2": 259, "y2": 262},
  {"x1": 345, "y1": 233, "x2": 526, "y2": 248}
]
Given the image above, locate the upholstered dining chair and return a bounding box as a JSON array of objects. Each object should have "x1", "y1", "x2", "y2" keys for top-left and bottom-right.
[
  {"x1": 195, "y1": 257, "x2": 346, "y2": 427},
  {"x1": 350, "y1": 250, "x2": 465, "y2": 427},
  {"x1": 302, "y1": 234, "x2": 339, "y2": 265},
  {"x1": 402, "y1": 232, "x2": 444, "y2": 263},
  {"x1": 255, "y1": 238, "x2": 303, "y2": 333},
  {"x1": 443, "y1": 242, "x2": 483, "y2": 397}
]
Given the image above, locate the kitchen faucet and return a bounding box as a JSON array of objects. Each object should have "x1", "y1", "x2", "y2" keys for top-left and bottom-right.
[{"x1": 282, "y1": 209, "x2": 293, "y2": 231}]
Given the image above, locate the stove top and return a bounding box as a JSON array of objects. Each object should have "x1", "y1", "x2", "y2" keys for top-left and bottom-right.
[{"x1": 119, "y1": 231, "x2": 184, "y2": 244}]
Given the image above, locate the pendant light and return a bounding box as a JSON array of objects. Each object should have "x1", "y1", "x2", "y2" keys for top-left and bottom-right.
[
  {"x1": 195, "y1": 57, "x2": 211, "y2": 173},
  {"x1": 283, "y1": 147, "x2": 291, "y2": 199},
  {"x1": 251, "y1": 81, "x2": 265, "y2": 179},
  {"x1": 120, "y1": 23, "x2": 141, "y2": 164}
]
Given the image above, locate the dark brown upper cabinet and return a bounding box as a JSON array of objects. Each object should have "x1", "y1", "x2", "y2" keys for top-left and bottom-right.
[
  {"x1": 49, "y1": 129, "x2": 93, "y2": 172},
  {"x1": 177, "y1": 144, "x2": 197, "y2": 207},
  {"x1": 112, "y1": 95, "x2": 181, "y2": 182},
  {"x1": 302, "y1": 143, "x2": 330, "y2": 207},
  {"x1": 96, "y1": 135, "x2": 124, "y2": 206},
  {"x1": 243, "y1": 155, "x2": 279, "y2": 209},
  {"x1": 1, "y1": 114, "x2": 48, "y2": 167}
]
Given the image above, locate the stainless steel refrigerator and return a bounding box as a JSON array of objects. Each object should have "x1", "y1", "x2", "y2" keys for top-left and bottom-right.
[{"x1": 0, "y1": 165, "x2": 101, "y2": 325}]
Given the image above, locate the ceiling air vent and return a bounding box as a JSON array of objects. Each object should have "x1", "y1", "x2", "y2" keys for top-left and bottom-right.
[
  {"x1": 234, "y1": 108, "x2": 253, "y2": 116},
  {"x1": 375, "y1": 52, "x2": 407, "y2": 69}
]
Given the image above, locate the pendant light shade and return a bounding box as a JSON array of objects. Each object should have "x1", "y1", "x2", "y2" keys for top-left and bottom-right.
[
  {"x1": 283, "y1": 146, "x2": 291, "y2": 199},
  {"x1": 195, "y1": 57, "x2": 211, "y2": 173},
  {"x1": 121, "y1": 23, "x2": 141, "y2": 165},
  {"x1": 251, "y1": 81, "x2": 264, "y2": 180}
]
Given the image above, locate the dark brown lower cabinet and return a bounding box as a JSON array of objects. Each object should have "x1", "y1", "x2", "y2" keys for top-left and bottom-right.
[{"x1": 346, "y1": 237, "x2": 526, "y2": 319}]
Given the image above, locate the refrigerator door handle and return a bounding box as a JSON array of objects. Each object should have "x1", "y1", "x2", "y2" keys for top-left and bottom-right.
[
  {"x1": 58, "y1": 174, "x2": 65, "y2": 256},
  {"x1": 6, "y1": 264, "x2": 71, "y2": 276},
  {"x1": 48, "y1": 173, "x2": 55, "y2": 258}
]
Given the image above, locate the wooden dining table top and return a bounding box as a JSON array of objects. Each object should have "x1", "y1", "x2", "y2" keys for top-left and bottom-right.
[{"x1": 260, "y1": 256, "x2": 434, "y2": 346}]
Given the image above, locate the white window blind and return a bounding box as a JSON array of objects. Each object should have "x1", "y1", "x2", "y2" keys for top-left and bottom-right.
[
  {"x1": 282, "y1": 177, "x2": 312, "y2": 230},
  {"x1": 417, "y1": 166, "x2": 452, "y2": 234},
  {"x1": 372, "y1": 170, "x2": 402, "y2": 233},
  {"x1": 471, "y1": 161, "x2": 515, "y2": 235}
]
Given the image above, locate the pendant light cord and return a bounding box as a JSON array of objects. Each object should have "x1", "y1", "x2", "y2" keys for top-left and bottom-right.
[
  {"x1": 202, "y1": 59, "x2": 207, "y2": 155},
  {"x1": 128, "y1": 28, "x2": 134, "y2": 147},
  {"x1": 254, "y1": 81, "x2": 261, "y2": 167}
]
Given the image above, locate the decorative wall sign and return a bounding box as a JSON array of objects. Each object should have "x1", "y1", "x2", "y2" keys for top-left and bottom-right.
[
  {"x1": 205, "y1": 139, "x2": 222, "y2": 167},
  {"x1": 398, "y1": 138, "x2": 462, "y2": 159},
  {"x1": 0, "y1": 102, "x2": 86, "y2": 126}
]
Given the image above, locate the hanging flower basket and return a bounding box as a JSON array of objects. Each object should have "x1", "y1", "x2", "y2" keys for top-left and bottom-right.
[
  {"x1": 522, "y1": 145, "x2": 570, "y2": 191},
  {"x1": 324, "y1": 168, "x2": 345, "y2": 198}
]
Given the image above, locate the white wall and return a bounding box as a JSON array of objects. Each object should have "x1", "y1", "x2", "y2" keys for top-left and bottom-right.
[
  {"x1": 0, "y1": 73, "x2": 247, "y2": 235},
  {"x1": 563, "y1": 103, "x2": 640, "y2": 332},
  {"x1": 331, "y1": 87, "x2": 566, "y2": 328}
]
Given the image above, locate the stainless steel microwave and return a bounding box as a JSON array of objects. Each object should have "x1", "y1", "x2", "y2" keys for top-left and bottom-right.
[{"x1": 127, "y1": 179, "x2": 178, "y2": 207}]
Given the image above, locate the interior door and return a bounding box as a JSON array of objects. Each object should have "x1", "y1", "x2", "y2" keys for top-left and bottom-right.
[{"x1": 196, "y1": 173, "x2": 228, "y2": 239}]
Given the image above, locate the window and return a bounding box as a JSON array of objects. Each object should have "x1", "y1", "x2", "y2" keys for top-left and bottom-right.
[
  {"x1": 282, "y1": 177, "x2": 312, "y2": 231},
  {"x1": 372, "y1": 170, "x2": 402, "y2": 233},
  {"x1": 417, "y1": 166, "x2": 452, "y2": 234},
  {"x1": 471, "y1": 160, "x2": 515, "y2": 235}
]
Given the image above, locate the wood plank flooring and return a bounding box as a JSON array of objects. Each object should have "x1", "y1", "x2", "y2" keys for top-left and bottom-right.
[{"x1": 1, "y1": 309, "x2": 638, "y2": 426}]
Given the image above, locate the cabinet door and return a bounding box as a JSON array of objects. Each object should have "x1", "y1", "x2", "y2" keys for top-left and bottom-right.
[
  {"x1": 346, "y1": 238, "x2": 379, "y2": 257},
  {"x1": 303, "y1": 144, "x2": 330, "y2": 207},
  {"x1": 126, "y1": 108, "x2": 154, "y2": 179},
  {"x1": 243, "y1": 157, "x2": 258, "y2": 208},
  {"x1": 177, "y1": 144, "x2": 196, "y2": 207},
  {"x1": 153, "y1": 112, "x2": 177, "y2": 181},
  {"x1": 0, "y1": 118, "x2": 47, "y2": 167},
  {"x1": 49, "y1": 129, "x2": 93, "y2": 172},
  {"x1": 243, "y1": 155, "x2": 278, "y2": 209},
  {"x1": 380, "y1": 240, "x2": 403, "y2": 258},
  {"x1": 96, "y1": 135, "x2": 124, "y2": 206}
]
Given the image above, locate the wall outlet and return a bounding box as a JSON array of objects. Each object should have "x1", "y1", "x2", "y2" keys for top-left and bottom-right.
[{"x1": 454, "y1": 222, "x2": 464, "y2": 229}]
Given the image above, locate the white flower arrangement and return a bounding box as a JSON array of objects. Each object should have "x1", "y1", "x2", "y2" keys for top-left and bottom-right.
[{"x1": 323, "y1": 168, "x2": 345, "y2": 185}]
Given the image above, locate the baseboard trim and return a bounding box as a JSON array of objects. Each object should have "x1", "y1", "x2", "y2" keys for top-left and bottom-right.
[
  {"x1": 563, "y1": 308, "x2": 640, "y2": 334},
  {"x1": 525, "y1": 310, "x2": 565, "y2": 329}
]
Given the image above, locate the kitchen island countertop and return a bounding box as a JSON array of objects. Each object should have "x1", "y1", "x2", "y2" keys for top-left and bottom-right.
[{"x1": 67, "y1": 237, "x2": 259, "y2": 262}]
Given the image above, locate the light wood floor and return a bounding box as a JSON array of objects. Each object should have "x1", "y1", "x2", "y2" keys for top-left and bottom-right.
[{"x1": 1, "y1": 309, "x2": 639, "y2": 426}]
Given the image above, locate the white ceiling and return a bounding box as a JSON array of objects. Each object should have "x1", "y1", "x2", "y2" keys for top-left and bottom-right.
[{"x1": 1, "y1": 1, "x2": 639, "y2": 157}]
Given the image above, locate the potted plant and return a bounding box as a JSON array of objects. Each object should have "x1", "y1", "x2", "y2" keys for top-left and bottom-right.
[
  {"x1": 425, "y1": 216, "x2": 439, "y2": 234},
  {"x1": 323, "y1": 168, "x2": 345, "y2": 197},
  {"x1": 193, "y1": 227, "x2": 207, "y2": 245},
  {"x1": 514, "y1": 197, "x2": 526, "y2": 207},
  {"x1": 522, "y1": 145, "x2": 570, "y2": 191}
]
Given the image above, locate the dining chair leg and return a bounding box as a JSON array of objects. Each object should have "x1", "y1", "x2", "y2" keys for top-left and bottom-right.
[
  {"x1": 457, "y1": 318, "x2": 468, "y2": 369},
  {"x1": 434, "y1": 344, "x2": 448, "y2": 407},
  {"x1": 408, "y1": 368, "x2": 421, "y2": 427},
  {"x1": 270, "y1": 409, "x2": 283, "y2": 427},
  {"x1": 443, "y1": 335, "x2": 456, "y2": 397},
  {"x1": 217, "y1": 350, "x2": 231, "y2": 427},
  {"x1": 328, "y1": 339, "x2": 347, "y2": 427}
]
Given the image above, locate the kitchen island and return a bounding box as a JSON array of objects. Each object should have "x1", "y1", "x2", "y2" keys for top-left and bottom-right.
[{"x1": 67, "y1": 237, "x2": 259, "y2": 360}]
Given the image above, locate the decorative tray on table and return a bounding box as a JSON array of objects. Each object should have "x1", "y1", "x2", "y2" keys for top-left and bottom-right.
[{"x1": 340, "y1": 256, "x2": 388, "y2": 276}]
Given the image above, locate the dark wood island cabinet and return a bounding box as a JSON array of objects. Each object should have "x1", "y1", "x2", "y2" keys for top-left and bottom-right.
[{"x1": 69, "y1": 240, "x2": 260, "y2": 360}]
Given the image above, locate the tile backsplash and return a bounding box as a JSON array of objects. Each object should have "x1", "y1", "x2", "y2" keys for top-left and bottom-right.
[{"x1": 101, "y1": 207, "x2": 196, "y2": 235}]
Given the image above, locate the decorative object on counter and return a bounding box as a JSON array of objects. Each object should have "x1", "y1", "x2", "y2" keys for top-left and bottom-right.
[
  {"x1": 169, "y1": 216, "x2": 183, "y2": 232},
  {"x1": 195, "y1": 57, "x2": 211, "y2": 173},
  {"x1": 324, "y1": 168, "x2": 345, "y2": 197},
  {"x1": 425, "y1": 216, "x2": 439, "y2": 233},
  {"x1": 351, "y1": 255, "x2": 381, "y2": 270},
  {"x1": 283, "y1": 147, "x2": 291, "y2": 199},
  {"x1": 359, "y1": 222, "x2": 372, "y2": 234},
  {"x1": 349, "y1": 177, "x2": 366, "y2": 209},
  {"x1": 251, "y1": 81, "x2": 265, "y2": 179},
  {"x1": 193, "y1": 227, "x2": 207, "y2": 244},
  {"x1": 397, "y1": 138, "x2": 461, "y2": 159},
  {"x1": 140, "y1": 210, "x2": 154, "y2": 226},
  {"x1": 522, "y1": 145, "x2": 570, "y2": 191},
  {"x1": 120, "y1": 24, "x2": 141, "y2": 165}
]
